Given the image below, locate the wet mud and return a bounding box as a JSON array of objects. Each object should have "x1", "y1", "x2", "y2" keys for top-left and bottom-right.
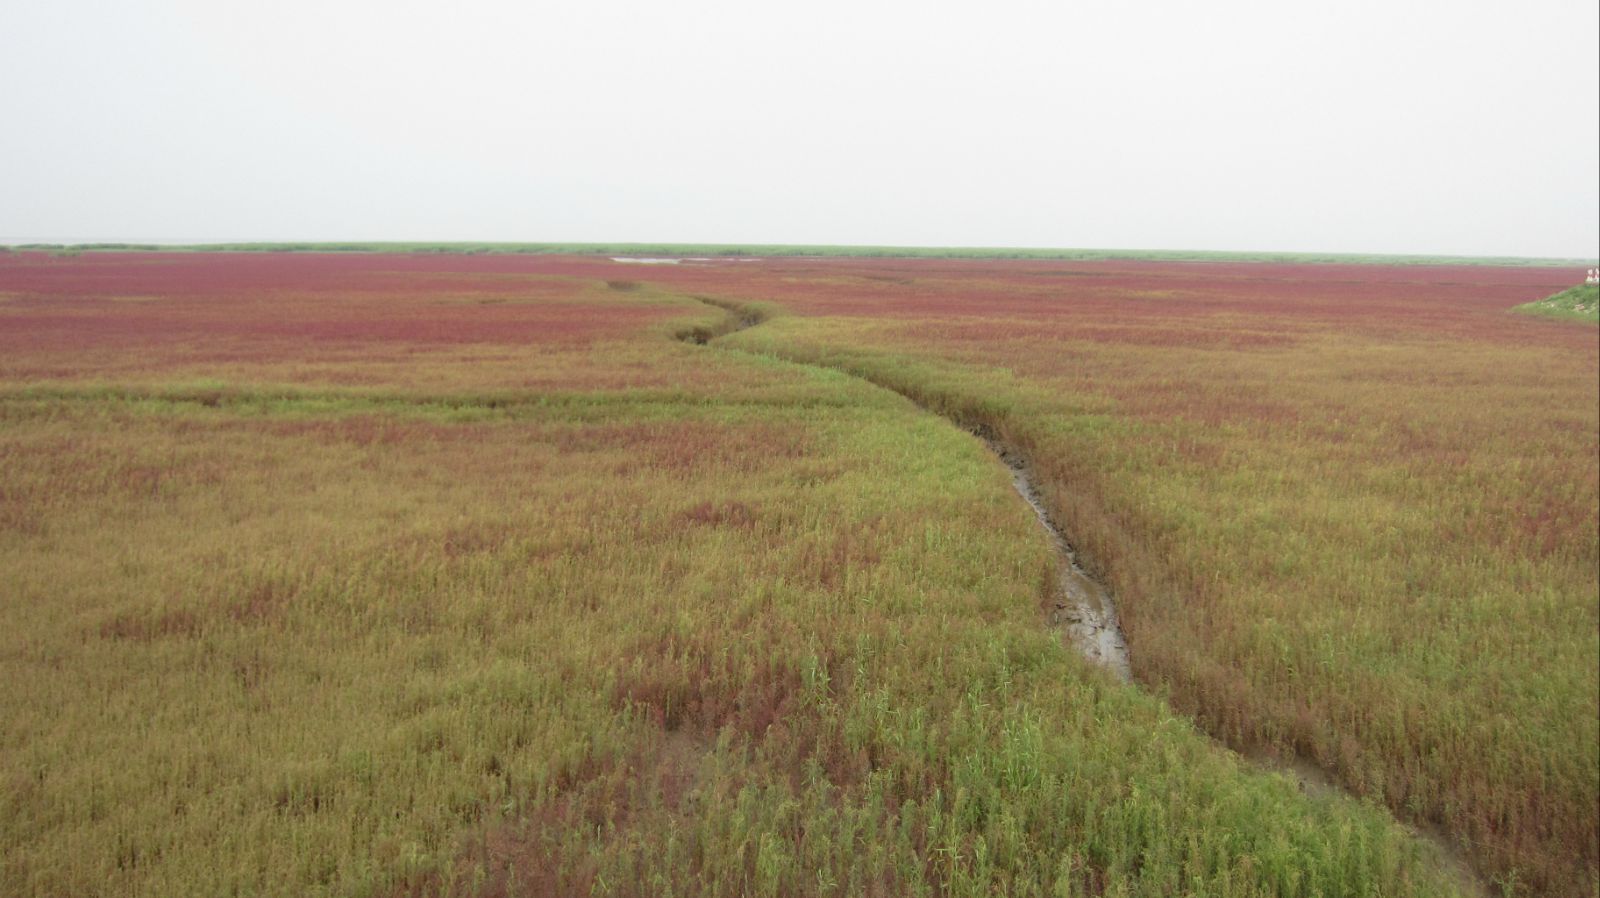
[{"x1": 983, "y1": 435, "x2": 1131, "y2": 680}]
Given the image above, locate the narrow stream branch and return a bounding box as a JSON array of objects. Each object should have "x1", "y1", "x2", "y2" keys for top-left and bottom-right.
[
  {"x1": 674, "y1": 295, "x2": 1488, "y2": 896},
  {"x1": 975, "y1": 427, "x2": 1132, "y2": 681}
]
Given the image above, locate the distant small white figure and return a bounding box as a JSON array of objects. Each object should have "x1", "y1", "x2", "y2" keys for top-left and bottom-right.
[{"x1": 1587, "y1": 268, "x2": 1599, "y2": 285}]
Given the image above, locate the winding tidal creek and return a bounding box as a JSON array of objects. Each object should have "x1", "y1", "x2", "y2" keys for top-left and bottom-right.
[{"x1": 675, "y1": 293, "x2": 1488, "y2": 895}]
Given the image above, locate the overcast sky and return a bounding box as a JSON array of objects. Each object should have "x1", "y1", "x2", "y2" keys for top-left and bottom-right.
[{"x1": 2, "y1": 0, "x2": 1596, "y2": 257}]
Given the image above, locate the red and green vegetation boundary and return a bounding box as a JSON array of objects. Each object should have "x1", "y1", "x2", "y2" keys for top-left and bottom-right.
[{"x1": 1514, "y1": 284, "x2": 1599, "y2": 323}]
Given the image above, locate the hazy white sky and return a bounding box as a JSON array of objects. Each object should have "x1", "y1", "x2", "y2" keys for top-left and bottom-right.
[{"x1": 2, "y1": 0, "x2": 1596, "y2": 256}]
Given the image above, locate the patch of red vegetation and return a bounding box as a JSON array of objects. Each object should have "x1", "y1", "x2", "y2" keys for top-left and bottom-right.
[
  {"x1": 679, "y1": 500, "x2": 758, "y2": 528},
  {"x1": 637, "y1": 255, "x2": 1590, "y2": 348},
  {"x1": 0, "y1": 253, "x2": 677, "y2": 385}
]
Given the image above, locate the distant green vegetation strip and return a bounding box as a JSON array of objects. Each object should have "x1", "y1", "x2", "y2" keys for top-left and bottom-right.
[
  {"x1": 1514, "y1": 284, "x2": 1599, "y2": 322},
  {"x1": 2, "y1": 240, "x2": 1592, "y2": 267}
]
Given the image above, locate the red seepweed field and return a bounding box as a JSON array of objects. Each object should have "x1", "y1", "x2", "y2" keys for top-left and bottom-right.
[{"x1": 0, "y1": 249, "x2": 1594, "y2": 896}]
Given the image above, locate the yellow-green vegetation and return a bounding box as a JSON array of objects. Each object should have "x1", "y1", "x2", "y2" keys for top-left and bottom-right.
[
  {"x1": 0, "y1": 258, "x2": 1480, "y2": 897},
  {"x1": 1514, "y1": 284, "x2": 1600, "y2": 322}
]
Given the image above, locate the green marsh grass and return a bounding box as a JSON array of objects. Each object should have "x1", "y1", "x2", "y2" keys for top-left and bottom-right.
[{"x1": 1513, "y1": 284, "x2": 1599, "y2": 323}]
